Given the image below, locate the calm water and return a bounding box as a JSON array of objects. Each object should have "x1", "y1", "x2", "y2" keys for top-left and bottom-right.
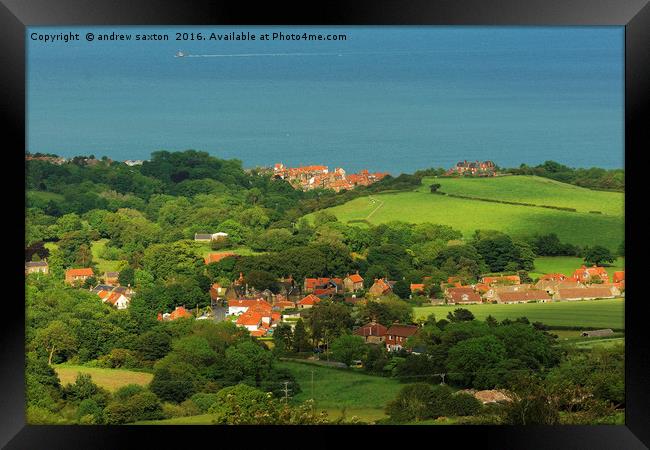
[{"x1": 27, "y1": 26, "x2": 624, "y2": 174}]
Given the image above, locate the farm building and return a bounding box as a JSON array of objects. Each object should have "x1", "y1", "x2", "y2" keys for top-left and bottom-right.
[
  {"x1": 553, "y1": 287, "x2": 617, "y2": 301},
  {"x1": 496, "y1": 290, "x2": 551, "y2": 304},
  {"x1": 25, "y1": 260, "x2": 49, "y2": 275},
  {"x1": 354, "y1": 322, "x2": 388, "y2": 344},
  {"x1": 385, "y1": 324, "x2": 419, "y2": 352}
]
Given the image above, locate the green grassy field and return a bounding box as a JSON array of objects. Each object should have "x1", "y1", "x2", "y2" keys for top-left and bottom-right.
[
  {"x1": 418, "y1": 176, "x2": 624, "y2": 217},
  {"x1": 414, "y1": 298, "x2": 624, "y2": 329},
  {"x1": 91, "y1": 239, "x2": 128, "y2": 274},
  {"x1": 276, "y1": 360, "x2": 403, "y2": 422},
  {"x1": 27, "y1": 190, "x2": 65, "y2": 205},
  {"x1": 135, "y1": 414, "x2": 215, "y2": 425},
  {"x1": 54, "y1": 365, "x2": 153, "y2": 391},
  {"x1": 313, "y1": 176, "x2": 623, "y2": 251},
  {"x1": 531, "y1": 256, "x2": 624, "y2": 279},
  {"x1": 190, "y1": 242, "x2": 266, "y2": 259}
]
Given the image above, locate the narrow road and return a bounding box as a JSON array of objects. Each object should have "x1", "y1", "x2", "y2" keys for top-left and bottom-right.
[{"x1": 365, "y1": 196, "x2": 385, "y2": 221}]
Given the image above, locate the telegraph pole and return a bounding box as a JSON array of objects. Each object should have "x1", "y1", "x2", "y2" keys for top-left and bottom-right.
[{"x1": 282, "y1": 381, "x2": 292, "y2": 403}]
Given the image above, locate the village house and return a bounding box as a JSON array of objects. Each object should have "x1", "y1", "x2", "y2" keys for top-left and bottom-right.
[
  {"x1": 410, "y1": 283, "x2": 426, "y2": 295},
  {"x1": 385, "y1": 324, "x2": 419, "y2": 352},
  {"x1": 539, "y1": 273, "x2": 569, "y2": 282},
  {"x1": 495, "y1": 290, "x2": 551, "y2": 304},
  {"x1": 460, "y1": 389, "x2": 512, "y2": 405},
  {"x1": 278, "y1": 275, "x2": 300, "y2": 298},
  {"x1": 95, "y1": 285, "x2": 134, "y2": 310},
  {"x1": 194, "y1": 232, "x2": 229, "y2": 243},
  {"x1": 481, "y1": 275, "x2": 521, "y2": 286},
  {"x1": 354, "y1": 322, "x2": 388, "y2": 344},
  {"x1": 158, "y1": 306, "x2": 193, "y2": 321},
  {"x1": 369, "y1": 278, "x2": 394, "y2": 297},
  {"x1": 343, "y1": 271, "x2": 364, "y2": 292},
  {"x1": 25, "y1": 260, "x2": 49, "y2": 276},
  {"x1": 303, "y1": 277, "x2": 343, "y2": 294},
  {"x1": 103, "y1": 271, "x2": 120, "y2": 285},
  {"x1": 446, "y1": 160, "x2": 496, "y2": 177},
  {"x1": 482, "y1": 283, "x2": 532, "y2": 302},
  {"x1": 552, "y1": 286, "x2": 617, "y2": 301},
  {"x1": 209, "y1": 282, "x2": 227, "y2": 301},
  {"x1": 297, "y1": 294, "x2": 321, "y2": 309},
  {"x1": 535, "y1": 279, "x2": 585, "y2": 295},
  {"x1": 572, "y1": 265, "x2": 610, "y2": 283},
  {"x1": 227, "y1": 298, "x2": 272, "y2": 316},
  {"x1": 445, "y1": 287, "x2": 482, "y2": 304},
  {"x1": 65, "y1": 268, "x2": 94, "y2": 285},
  {"x1": 272, "y1": 163, "x2": 388, "y2": 192}
]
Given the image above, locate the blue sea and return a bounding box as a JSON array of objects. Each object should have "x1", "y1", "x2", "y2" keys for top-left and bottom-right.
[{"x1": 27, "y1": 26, "x2": 624, "y2": 174}]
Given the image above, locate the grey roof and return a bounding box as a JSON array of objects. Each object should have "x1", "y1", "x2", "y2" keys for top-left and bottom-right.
[
  {"x1": 194, "y1": 233, "x2": 213, "y2": 239},
  {"x1": 25, "y1": 261, "x2": 48, "y2": 267},
  {"x1": 92, "y1": 284, "x2": 114, "y2": 292}
]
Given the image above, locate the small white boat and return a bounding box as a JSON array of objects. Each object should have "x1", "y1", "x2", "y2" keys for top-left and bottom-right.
[{"x1": 175, "y1": 50, "x2": 186, "y2": 58}]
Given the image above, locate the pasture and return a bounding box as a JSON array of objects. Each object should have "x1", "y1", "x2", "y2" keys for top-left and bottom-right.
[
  {"x1": 54, "y1": 365, "x2": 153, "y2": 392},
  {"x1": 91, "y1": 239, "x2": 128, "y2": 274},
  {"x1": 414, "y1": 298, "x2": 624, "y2": 329},
  {"x1": 314, "y1": 176, "x2": 623, "y2": 251},
  {"x1": 276, "y1": 359, "x2": 403, "y2": 422},
  {"x1": 419, "y1": 175, "x2": 623, "y2": 217},
  {"x1": 531, "y1": 256, "x2": 624, "y2": 279}
]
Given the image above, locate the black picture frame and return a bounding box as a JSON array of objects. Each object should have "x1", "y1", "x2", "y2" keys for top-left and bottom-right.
[{"x1": 2, "y1": 0, "x2": 648, "y2": 448}]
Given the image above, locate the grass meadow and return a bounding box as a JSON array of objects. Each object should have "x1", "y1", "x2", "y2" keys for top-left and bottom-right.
[
  {"x1": 315, "y1": 176, "x2": 623, "y2": 251},
  {"x1": 414, "y1": 298, "x2": 624, "y2": 329},
  {"x1": 531, "y1": 256, "x2": 625, "y2": 279},
  {"x1": 54, "y1": 365, "x2": 153, "y2": 391}
]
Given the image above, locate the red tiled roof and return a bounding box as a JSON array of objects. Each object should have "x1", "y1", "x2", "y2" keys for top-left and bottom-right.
[
  {"x1": 298, "y1": 294, "x2": 321, "y2": 306},
  {"x1": 275, "y1": 301, "x2": 296, "y2": 309},
  {"x1": 236, "y1": 311, "x2": 263, "y2": 326},
  {"x1": 555, "y1": 287, "x2": 616, "y2": 300},
  {"x1": 447, "y1": 287, "x2": 482, "y2": 303},
  {"x1": 354, "y1": 322, "x2": 388, "y2": 337},
  {"x1": 385, "y1": 324, "x2": 419, "y2": 338},
  {"x1": 228, "y1": 298, "x2": 272, "y2": 310},
  {"x1": 410, "y1": 283, "x2": 425, "y2": 293},
  {"x1": 540, "y1": 273, "x2": 568, "y2": 281},
  {"x1": 498, "y1": 290, "x2": 550, "y2": 302},
  {"x1": 66, "y1": 268, "x2": 94, "y2": 277},
  {"x1": 169, "y1": 306, "x2": 192, "y2": 320},
  {"x1": 482, "y1": 275, "x2": 520, "y2": 285}
]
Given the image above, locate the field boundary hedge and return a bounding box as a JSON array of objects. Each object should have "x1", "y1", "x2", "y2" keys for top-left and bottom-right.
[{"x1": 432, "y1": 191, "x2": 578, "y2": 212}]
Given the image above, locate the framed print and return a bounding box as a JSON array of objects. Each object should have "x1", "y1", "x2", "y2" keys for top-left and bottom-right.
[{"x1": 2, "y1": 0, "x2": 649, "y2": 448}]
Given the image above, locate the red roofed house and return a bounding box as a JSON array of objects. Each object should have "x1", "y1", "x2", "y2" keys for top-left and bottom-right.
[
  {"x1": 104, "y1": 291, "x2": 130, "y2": 309},
  {"x1": 553, "y1": 286, "x2": 617, "y2": 301},
  {"x1": 65, "y1": 268, "x2": 94, "y2": 285},
  {"x1": 410, "y1": 284, "x2": 425, "y2": 294},
  {"x1": 613, "y1": 271, "x2": 625, "y2": 290},
  {"x1": 385, "y1": 324, "x2": 419, "y2": 352},
  {"x1": 274, "y1": 300, "x2": 296, "y2": 310},
  {"x1": 236, "y1": 311, "x2": 264, "y2": 331},
  {"x1": 572, "y1": 265, "x2": 610, "y2": 284},
  {"x1": 481, "y1": 275, "x2": 521, "y2": 286},
  {"x1": 369, "y1": 278, "x2": 393, "y2": 297},
  {"x1": 228, "y1": 298, "x2": 272, "y2": 316},
  {"x1": 167, "y1": 306, "x2": 193, "y2": 321},
  {"x1": 496, "y1": 290, "x2": 551, "y2": 304},
  {"x1": 354, "y1": 322, "x2": 388, "y2": 344},
  {"x1": 446, "y1": 287, "x2": 482, "y2": 304},
  {"x1": 540, "y1": 273, "x2": 569, "y2": 282},
  {"x1": 204, "y1": 252, "x2": 237, "y2": 265},
  {"x1": 210, "y1": 283, "x2": 226, "y2": 301},
  {"x1": 344, "y1": 271, "x2": 364, "y2": 292},
  {"x1": 298, "y1": 294, "x2": 321, "y2": 309}
]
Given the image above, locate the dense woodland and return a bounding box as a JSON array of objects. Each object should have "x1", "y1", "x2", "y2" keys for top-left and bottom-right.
[{"x1": 25, "y1": 150, "x2": 624, "y2": 424}]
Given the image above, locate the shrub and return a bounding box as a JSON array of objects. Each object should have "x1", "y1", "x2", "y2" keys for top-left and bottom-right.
[
  {"x1": 190, "y1": 392, "x2": 220, "y2": 413},
  {"x1": 104, "y1": 390, "x2": 164, "y2": 424},
  {"x1": 98, "y1": 348, "x2": 138, "y2": 369},
  {"x1": 448, "y1": 393, "x2": 482, "y2": 416}
]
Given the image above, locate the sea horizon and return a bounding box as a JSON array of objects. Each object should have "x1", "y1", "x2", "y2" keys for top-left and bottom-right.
[{"x1": 27, "y1": 26, "x2": 624, "y2": 173}]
